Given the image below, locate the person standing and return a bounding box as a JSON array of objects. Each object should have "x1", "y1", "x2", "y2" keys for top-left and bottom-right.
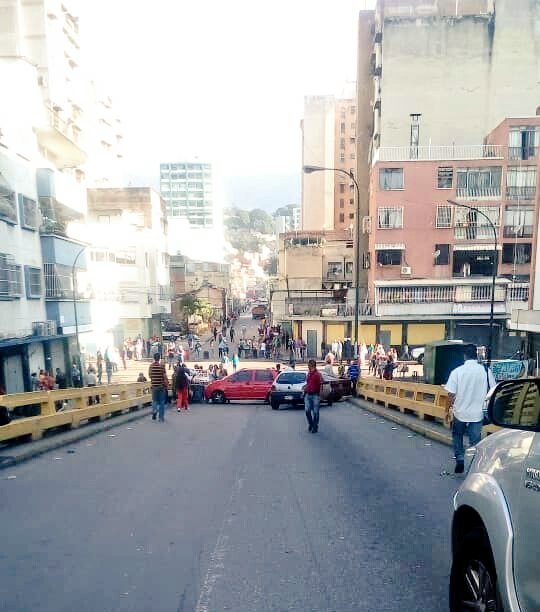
[
  {"x1": 445, "y1": 344, "x2": 495, "y2": 473},
  {"x1": 96, "y1": 350, "x2": 103, "y2": 384},
  {"x1": 232, "y1": 353, "x2": 239, "y2": 372},
  {"x1": 230, "y1": 326, "x2": 235, "y2": 343},
  {"x1": 55, "y1": 368, "x2": 67, "y2": 390},
  {"x1": 174, "y1": 363, "x2": 190, "y2": 412},
  {"x1": 347, "y1": 359, "x2": 360, "y2": 397},
  {"x1": 71, "y1": 361, "x2": 81, "y2": 388},
  {"x1": 148, "y1": 353, "x2": 169, "y2": 421},
  {"x1": 304, "y1": 359, "x2": 323, "y2": 433}
]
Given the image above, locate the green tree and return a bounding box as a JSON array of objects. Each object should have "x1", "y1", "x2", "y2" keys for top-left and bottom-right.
[
  {"x1": 179, "y1": 294, "x2": 213, "y2": 322},
  {"x1": 249, "y1": 208, "x2": 274, "y2": 234}
]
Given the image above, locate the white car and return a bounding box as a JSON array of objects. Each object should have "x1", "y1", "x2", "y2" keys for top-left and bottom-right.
[
  {"x1": 410, "y1": 346, "x2": 425, "y2": 364},
  {"x1": 450, "y1": 379, "x2": 540, "y2": 611}
]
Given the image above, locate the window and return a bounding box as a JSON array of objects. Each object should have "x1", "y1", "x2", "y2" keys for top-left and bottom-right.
[
  {"x1": 339, "y1": 183, "x2": 345, "y2": 193},
  {"x1": 378, "y1": 207, "x2": 403, "y2": 229},
  {"x1": 340, "y1": 138, "x2": 346, "y2": 150},
  {"x1": 0, "y1": 189, "x2": 17, "y2": 224},
  {"x1": 349, "y1": 198, "x2": 354, "y2": 205},
  {"x1": 231, "y1": 370, "x2": 251, "y2": 383},
  {"x1": 328, "y1": 262, "x2": 343, "y2": 277},
  {"x1": 340, "y1": 122, "x2": 346, "y2": 134},
  {"x1": 509, "y1": 126, "x2": 539, "y2": 160},
  {"x1": 435, "y1": 205, "x2": 453, "y2": 228},
  {"x1": 349, "y1": 184, "x2": 354, "y2": 192},
  {"x1": 345, "y1": 261, "x2": 353, "y2": 274},
  {"x1": 379, "y1": 168, "x2": 404, "y2": 190},
  {"x1": 277, "y1": 372, "x2": 305, "y2": 384},
  {"x1": 116, "y1": 250, "x2": 136, "y2": 265},
  {"x1": 0, "y1": 255, "x2": 23, "y2": 298},
  {"x1": 454, "y1": 205, "x2": 500, "y2": 240},
  {"x1": 504, "y1": 207, "x2": 534, "y2": 237},
  {"x1": 350, "y1": 106, "x2": 356, "y2": 114},
  {"x1": 349, "y1": 213, "x2": 354, "y2": 219},
  {"x1": 340, "y1": 153, "x2": 345, "y2": 162},
  {"x1": 24, "y1": 266, "x2": 42, "y2": 298},
  {"x1": 452, "y1": 251, "x2": 497, "y2": 277},
  {"x1": 18, "y1": 195, "x2": 38, "y2": 229},
  {"x1": 350, "y1": 137, "x2": 355, "y2": 144},
  {"x1": 376, "y1": 250, "x2": 402, "y2": 266},
  {"x1": 506, "y1": 167, "x2": 536, "y2": 199},
  {"x1": 437, "y1": 167, "x2": 453, "y2": 189},
  {"x1": 350, "y1": 152, "x2": 356, "y2": 159},
  {"x1": 339, "y1": 213, "x2": 345, "y2": 223},
  {"x1": 255, "y1": 370, "x2": 274, "y2": 382},
  {"x1": 456, "y1": 167, "x2": 502, "y2": 198},
  {"x1": 434, "y1": 244, "x2": 450, "y2": 265},
  {"x1": 339, "y1": 199, "x2": 344, "y2": 208},
  {"x1": 502, "y1": 244, "x2": 532, "y2": 264}
]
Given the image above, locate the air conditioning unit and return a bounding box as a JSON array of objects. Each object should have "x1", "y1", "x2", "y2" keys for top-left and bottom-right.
[{"x1": 401, "y1": 266, "x2": 412, "y2": 275}]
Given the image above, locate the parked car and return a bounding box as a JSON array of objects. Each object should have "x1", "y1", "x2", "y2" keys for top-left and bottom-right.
[
  {"x1": 449, "y1": 378, "x2": 540, "y2": 612},
  {"x1": 204, "y1": 368, "x2": 277, "y2": 403},
  {"x1": 269, "y1": 370, "x2": 351, "y2": 410},
  {"x1": 411, "y1": 346, "x2": 425, "y2": 364}
]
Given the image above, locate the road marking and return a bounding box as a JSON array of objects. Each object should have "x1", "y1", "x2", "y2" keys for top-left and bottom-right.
[{"x1": 194, "y1": 473, "x2": 244, "y2": 612}]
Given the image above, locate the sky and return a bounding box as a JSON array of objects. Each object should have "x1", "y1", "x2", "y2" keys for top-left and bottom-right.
[{"x1": 80, "y1": 0, "x2": 375, "y2": 202}]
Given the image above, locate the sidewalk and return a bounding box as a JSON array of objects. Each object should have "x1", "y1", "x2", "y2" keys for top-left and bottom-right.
[{"x1": 349, "y1": 395, "x2": 453, "y2": 447}]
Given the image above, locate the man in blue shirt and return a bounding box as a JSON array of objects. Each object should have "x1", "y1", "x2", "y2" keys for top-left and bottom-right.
[{"x1": 347, "y1": 359, "x2": 360, "y2": 396}]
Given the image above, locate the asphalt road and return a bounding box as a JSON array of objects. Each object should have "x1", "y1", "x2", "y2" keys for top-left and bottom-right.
[{"x1": 0, "y1": 399, "x2": 462, "y2": 612}]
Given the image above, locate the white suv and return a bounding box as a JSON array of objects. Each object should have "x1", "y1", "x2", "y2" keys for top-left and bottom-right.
[{"x1": 450, "y1": 379, "x2": 540, "y2": 611}]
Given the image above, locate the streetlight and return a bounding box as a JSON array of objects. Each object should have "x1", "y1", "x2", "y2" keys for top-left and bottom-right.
[
  {"x1": 303, "y1": 164, "x2": 361, "y2": 352},
  {"x1": 72, "y1": 244, "x2": 87, "y2": 384},
  {"x1": 447, "y1": 199, "x2": 498, "y2": 366}
]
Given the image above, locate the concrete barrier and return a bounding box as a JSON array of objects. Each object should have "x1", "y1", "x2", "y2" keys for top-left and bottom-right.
[
  {"x1": 357, "y1": 377, "x2": 499, "y2": 435},
  {"x1": 0, "y1": 382, "x2": 152, "y2": 443}
]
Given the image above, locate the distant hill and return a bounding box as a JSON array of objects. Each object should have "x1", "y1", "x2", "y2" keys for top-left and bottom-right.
[{"x1": 223, "y1": 173, "x2": 300, "y2": 213}]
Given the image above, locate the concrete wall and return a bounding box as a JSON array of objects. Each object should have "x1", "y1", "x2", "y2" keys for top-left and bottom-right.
[
  {"x1": 377, "y1": 0, "x2": 540, "y2": 148},
  {"x1": 302, "y1": 96, "x2": 336, "y2": 231}
]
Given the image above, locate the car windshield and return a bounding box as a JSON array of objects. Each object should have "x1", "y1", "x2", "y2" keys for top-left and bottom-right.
[{"x1": 277, "y1": 372, "x2": 306, "y2": 384}]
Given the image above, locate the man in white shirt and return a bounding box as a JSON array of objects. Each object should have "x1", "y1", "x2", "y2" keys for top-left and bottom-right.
[{"x1": 445, "y1": 344, "x2": 496, "y2": 473}]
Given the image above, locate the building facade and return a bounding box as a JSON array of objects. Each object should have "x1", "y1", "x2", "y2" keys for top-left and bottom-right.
[{"x1": 71, "y1": 188, "x2": 171, "y2": 353}]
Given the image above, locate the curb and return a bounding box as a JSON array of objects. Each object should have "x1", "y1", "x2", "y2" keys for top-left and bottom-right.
[
  {"x1": 349, "y1": 396, "x2": 453, "y2": 447},
  {"x1": 0, "y1": 407, "x2": 152, "y2": 471}
]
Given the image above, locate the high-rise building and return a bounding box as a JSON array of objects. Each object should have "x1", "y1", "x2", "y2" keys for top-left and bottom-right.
[
  {"x1": 159, "y1": 161, "x2": 225, "y2": 262},
  {"x1": 351, "y1": 0, "x2": 540, "y2": 354},
  {"x1": 301, "y1": 92, "x2": 357, "y2": 233},
  {"x1": 160, "y1": 161, "x2": 215, "y2": 227}
]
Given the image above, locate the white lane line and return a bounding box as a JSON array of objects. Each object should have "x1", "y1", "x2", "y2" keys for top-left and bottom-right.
[{"x1": 194, "y1": 473, "x2": 244, "y2": 612}]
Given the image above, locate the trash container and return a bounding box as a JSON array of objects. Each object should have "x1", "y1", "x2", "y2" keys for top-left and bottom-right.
[{"x1": 423, "y1": 341, "x2": 469, "y2": 385}]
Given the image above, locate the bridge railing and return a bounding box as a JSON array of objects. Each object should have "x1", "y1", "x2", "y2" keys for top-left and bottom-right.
[
  {"x1": 0, "y1": 383, "x2": 152, "y2": 444},
  {"x1": 357, "y1": 378, "x2": 499, "y2": 434}
]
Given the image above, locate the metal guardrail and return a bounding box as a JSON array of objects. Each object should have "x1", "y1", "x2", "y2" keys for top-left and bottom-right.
[
  {"x1": 357, "y1": 378, "x2": 499, "y2": 434},
  {"x1": 0, "y1": 383, "x2": 152, "y2": 443}
]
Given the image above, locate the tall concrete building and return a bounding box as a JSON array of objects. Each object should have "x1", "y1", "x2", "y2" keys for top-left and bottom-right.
[
  {"x1": 351, "y1": 0, "x2": 540, "y2": 354},
  {"x1": 301, "y1": 91, "x2": 357, "y2": 233},
  {"x1": 159, "y1": 161, "x2": 225, "y2": 263}
]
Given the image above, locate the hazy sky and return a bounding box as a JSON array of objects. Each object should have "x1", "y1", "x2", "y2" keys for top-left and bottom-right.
[{"x1": 81, "y1": 1, "x2": 375, "y2": 180}]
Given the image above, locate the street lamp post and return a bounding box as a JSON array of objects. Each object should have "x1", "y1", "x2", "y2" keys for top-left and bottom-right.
[
  {"x1": 72, "y1": 245, "x2": 87, "y2": 383},
  {"x1": 303, "y1": 165, "x2": 361, "y2": 353},
  {"x1": 447, "y1": 199, "x2": 498, "y2": 366}
]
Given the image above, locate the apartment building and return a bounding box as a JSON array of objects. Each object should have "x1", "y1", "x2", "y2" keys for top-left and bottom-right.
[
  {"x1": 70, "y1": 189, "x2": 171, "y2": 351},
  {"x1": 365, "y1": 117, "x2": 539, "y2": 353},
  {"x1": 301, "y1": 92, "x2": 357, "y2": 232},
  {"x1": 270, "y1": 230, "x2": 369, "y2": 356}
]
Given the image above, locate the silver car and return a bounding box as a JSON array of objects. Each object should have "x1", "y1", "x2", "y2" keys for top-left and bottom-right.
[
  {"x1": 269, "y1": 370, "x2": 333, "y2": 410},
  {"x1": 450, "y1": 379, "x2": 540, "y2": 611}
]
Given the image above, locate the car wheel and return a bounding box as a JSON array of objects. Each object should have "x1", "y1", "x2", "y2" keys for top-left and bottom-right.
[
  {"x1": 212, "y1": 391, "x2": 226, "y2": 404},
  {"x1": 449, "y1": 528, "x2": 502, "y2": 612},
  {"x1": 271, "y1": 401, "x2": 279, "y2": 410}
]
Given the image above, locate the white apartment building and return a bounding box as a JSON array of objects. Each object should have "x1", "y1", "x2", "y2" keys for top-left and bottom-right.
[
  {"x1": 70, "y1": 188, "x2": 171, "y2": 353},
  {"x1": 160, "y1": 160, "x2": 225, "y2": 262}
]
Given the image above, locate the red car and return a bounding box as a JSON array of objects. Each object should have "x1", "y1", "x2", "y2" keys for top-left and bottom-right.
[{"x1": 204, "y1": 368, "x2": 277, "y2": 403}]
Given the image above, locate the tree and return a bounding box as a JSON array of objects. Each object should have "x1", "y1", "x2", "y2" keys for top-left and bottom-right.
[
  {"x1": 178, "y1": 294, "x2": 213, "y2": 322},
  {"x1": 249, "y1": 208, "x2": 274, "y2": 234}
]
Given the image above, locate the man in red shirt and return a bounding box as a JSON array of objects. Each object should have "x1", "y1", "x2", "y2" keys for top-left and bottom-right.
[{"x1": 304, "y1": 359, "x2": 323, "y2": 433}]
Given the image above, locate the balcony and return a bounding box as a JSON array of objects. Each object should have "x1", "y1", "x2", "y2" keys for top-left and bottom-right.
[
  {"x1": 286, "y1": 300, "x2": 374, "y2": 319},
  {"x1": 35, "y1": 107, "x2": 87, "y2": 168},
  {"x1": 376, "y1": 144, "x2": 503, "y2": 163},
  {"x1": 375, "y1": 280, "x2": 509, "y2": 317},
  {"x1": 456, "y1": 186, "x2": 501, "y2": 200},
  {"x1": 503, "y1": 225, "x2": 534, "y2": 238},
  {"x1": 37, "y1": 168, "x2": 87, "y2": 218},
  {"x1": 32, "y1": 320, "x2": 58, "y2": 337},
  {"x1": 506, "y1": 186, "x2": 536, "y2": 200}
]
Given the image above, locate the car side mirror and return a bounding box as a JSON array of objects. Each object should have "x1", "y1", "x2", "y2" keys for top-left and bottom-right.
[{"x1": 488, "y1": 380, "x2": 540, "y2": 431}]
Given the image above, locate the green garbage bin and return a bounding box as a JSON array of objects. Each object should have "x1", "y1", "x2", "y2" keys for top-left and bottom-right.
[{"x1": 423, "y1": 341, "x2": 472, "y2": 386}]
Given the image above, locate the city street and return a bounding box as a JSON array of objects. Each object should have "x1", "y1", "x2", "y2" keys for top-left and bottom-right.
[{"x1": 0, "y1": 398, "x2": 460, "y2": 611}]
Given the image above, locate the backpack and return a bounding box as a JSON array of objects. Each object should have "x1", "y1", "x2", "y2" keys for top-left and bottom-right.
[{"x1": 176, "y1": 368, "x2": 188, "y2": 390}]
